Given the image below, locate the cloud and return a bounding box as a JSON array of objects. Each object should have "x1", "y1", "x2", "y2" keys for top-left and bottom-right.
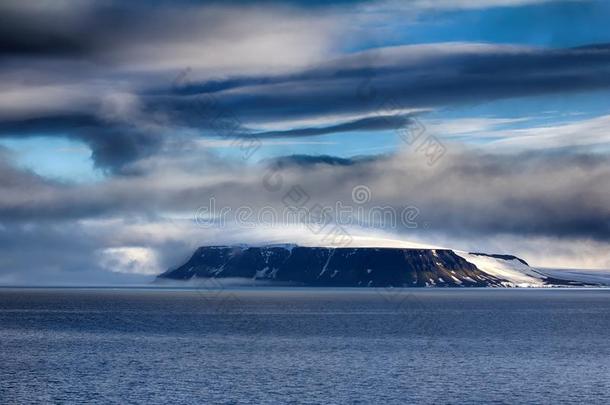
[
  {"x1": 162, "y1": 42, "x2": 610, "y2": 126},
  {"x1": 2, "y1": 0, "x2": 610, "y2": 171},
  {"x1": 1, "y1": 144, "x2": 609, "y2": 241},
  {"x1": 425, "y1": 117, "x2": 532, "y2": 137},
  {"x1": 485, "y1": 113, "x2": 610, "y2": 151},
  {"x1": 265, "y1": 154, "x2": 371, "y2": 167},
  {"x1": 0, "y1": 220, "x2": 156, "y2": 285},
  {"x1": 97, "y1": 247, "x2": 161, "y2": 275},
  {"x1": 2, "y1": 141, "x2": 610, "y2": 282},
  {"x1": 0, "y1": 0, "x2": 339, "y2": 169},
  {"x1": 250, "y1": 115, "x2": 413, "y2": 138},
  {"x1": 0, "y1": 113, "x2": 165, "y2": 170},
  {"x1": 379, "y1": 0, "x2": 581, "y2": 11},
  {"x1": 3, "y1": 16, "x2": 610, "y2": 170},
  {"x1": 0, "y1": 1, "x2": 336, "y2": 73}
]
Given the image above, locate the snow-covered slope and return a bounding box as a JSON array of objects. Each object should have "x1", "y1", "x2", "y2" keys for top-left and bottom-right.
[
  {"x1": 455, "y1": 252, "x2": 547, "y2": 287},
  {"x1": 539, "y1": 268, "x2": 610, "y2": 286}
]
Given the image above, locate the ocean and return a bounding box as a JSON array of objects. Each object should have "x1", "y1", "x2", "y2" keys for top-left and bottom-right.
[{"x1": 1, "y1": 288, "x2": 609, "y2": 404}]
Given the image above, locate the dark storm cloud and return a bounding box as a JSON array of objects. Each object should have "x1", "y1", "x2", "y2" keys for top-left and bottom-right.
[
  {"x1": 161, "y1": 43, "x2": 610, "y2": 124},
  {"x1": 265, "y1": 154, "x2": 367, "y2": 167},
  {"x1": 0, "y1": 115, "x2": 164, "y2": 170},
  {"x1": 0, "y1": 1, "x2": 250, "y2": 58},
  {"x1": 0, "y1": 0, "x2": 335, "y2": 63},
  {"x1": 0, "y1": 2, "x2": 91, "y2": 57},
  {"x1": 250, "y1": 115, "x2": 412, "y2": 138}
]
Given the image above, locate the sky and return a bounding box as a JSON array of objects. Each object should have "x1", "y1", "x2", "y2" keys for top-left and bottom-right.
[{"x1": 1, "y1": 0, "x2": 610, "y2": 284}]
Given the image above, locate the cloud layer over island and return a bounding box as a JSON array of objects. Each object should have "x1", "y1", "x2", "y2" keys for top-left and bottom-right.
[{"x1": 1, "y1": 0, "x2": 609, "y2": 283}]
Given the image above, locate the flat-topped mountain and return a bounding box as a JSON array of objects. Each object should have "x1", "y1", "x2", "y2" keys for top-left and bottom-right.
[{"x1": 157, "y1": 244, "x2": 597, "y2": 287}]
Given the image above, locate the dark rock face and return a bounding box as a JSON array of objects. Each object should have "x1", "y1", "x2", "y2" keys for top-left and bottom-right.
[{"x1": 158, "y1": 245, "x2": 507, "y2": 287}]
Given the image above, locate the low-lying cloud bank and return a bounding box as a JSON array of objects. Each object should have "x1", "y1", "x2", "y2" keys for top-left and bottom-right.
[
  {"x1": 2, "y1": 147, "x2": 609, "y2": 241},
  {"x1": 1, "y1": 145, "x2": 609, "y2": 282}
]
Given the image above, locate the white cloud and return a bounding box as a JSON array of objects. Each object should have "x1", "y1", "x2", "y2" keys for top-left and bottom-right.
[
  {"x1": 97, "y1": 247, "x2": 161, "y2": 275},
  {"x1": 485, "y1": 113, "x2": 610, "y2": 150},
  {"x1": 426, "y1": 117, "x2": 531, "y2": 137},
  {"x1": 117, "y1": 7, "x2": 338, "y2": 76}
]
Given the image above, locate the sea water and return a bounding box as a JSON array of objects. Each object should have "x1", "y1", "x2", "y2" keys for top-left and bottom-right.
[{"x1": 1, "y1": 288, "x2": 609, "y2": 404}]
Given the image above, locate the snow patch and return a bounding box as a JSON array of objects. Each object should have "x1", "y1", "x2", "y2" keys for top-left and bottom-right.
[
  {"x1": 455, "y1": 251, "x2": 545, "y2": 287},
  {"x1": 254, "y1": 267, "x2": 270, "y2": 279}
]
